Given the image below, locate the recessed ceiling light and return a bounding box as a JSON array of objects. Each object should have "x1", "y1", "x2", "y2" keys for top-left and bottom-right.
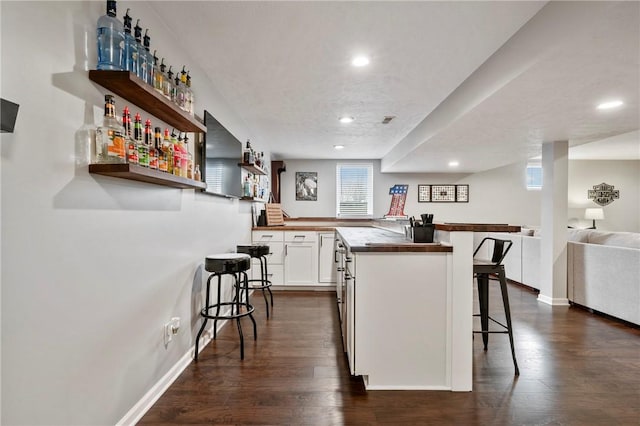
[
  {"x1": 334, "y1": 145, "x2": 345, "y2": 150},
  {"x1": 448, "y1": 161, "x2": 459, "y2": 167},
  {"x1": 339, "y1": 116, "x2": 354, "y2": 124},
  {"x1": 597, "y1": 100, "x2": 623, "y2": 110},
  {"x1": 351, "y1": 56, "x2": 370, "y2": 67}
]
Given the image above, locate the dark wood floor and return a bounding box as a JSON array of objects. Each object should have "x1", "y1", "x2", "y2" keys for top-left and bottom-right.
[{"x1": 140, "y1": 285, "x2": 640, "y2": 425}]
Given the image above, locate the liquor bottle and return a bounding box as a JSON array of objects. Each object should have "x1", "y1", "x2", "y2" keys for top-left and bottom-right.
[
  {"x1": 184, "y1": 134, "x2": 193, "y2": 178},
  {"x1": 166, "y1": 66, "x2": 176, "y2": 102},
  {"x1": 194, "y1": 164, "x2": 201, "y2": 182},
  {"x1": 178, "y1": 133, "x2": 188, "y2": 177},
  {"x1": 171, "y1": 130, "x2": 182, "y2": 176},
  {"x1": 163, "y1": 128, "x2": 174, "y2": 174},
  {"x1": 134, "y1": 113, "x2": 148, "y2": 167},
  {"x1": 155, "y1": 127, "x2": 167, "y2": 172},
  {"x1": 186, "y1": 71, "x2": 194, "y2": 116},
  {"x1": 143, "y1": 29, "x2": 153, "y2": 86},
  {"x1": 96, "y1": 94, "x2": 126, "y2": 163},
  {"x1": 160, "y1": 60, "x2": 171, "y2": 99},
  {"x1": 122, "y1": 106, "x2": 138, "y2": 164},
  {"x1": 97, "y1": 0, "x2": 124, "y2": 70},
  {"x1": 135, "y1": 20, "x2": 147, "y2": 82},
  {"x1": 122, "y1": 9, "x2": 138, "y2": 74},
  {"x1": 146, "y1": 120, "x2": 158, "y2": 170},
  {"x1": 243, "y1": 139, "x2": 253, "y2": 164},
  {"x1": 243, "y1": 176, "x2": 252, "y2": 197},
  {"x1": 179, "y1": 67, "x2": 188, "y2": 111},
  {"x1": 174, "y1": 74, "x2": 185, "y2": 109},
  {"x1": 153, "y1": 52, "x2": 164, "y2": 94}
]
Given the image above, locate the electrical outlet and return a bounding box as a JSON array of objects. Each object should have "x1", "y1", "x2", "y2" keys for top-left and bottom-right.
[{"x1": 164, "y1": 317, "x2": 181, "y2": 346}]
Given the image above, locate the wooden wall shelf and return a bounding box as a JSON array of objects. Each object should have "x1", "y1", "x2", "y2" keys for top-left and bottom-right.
[
  {"x1": 89, "y1": 163, "x2": 207, "y2": 190},
  {"x1": 240, "y1": 197, "x2": 267, "y2": 203},
  {"x1": 238, "y1": 163, "x2": 267, "y2": 175},
  {"x1": 88, "y1": 70, "x2": 206, "y2": 133}
]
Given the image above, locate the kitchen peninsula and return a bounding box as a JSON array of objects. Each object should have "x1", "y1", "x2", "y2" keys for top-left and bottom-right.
[{"x1": 252, "y1": 220, "x2": 519, "y2": 391}]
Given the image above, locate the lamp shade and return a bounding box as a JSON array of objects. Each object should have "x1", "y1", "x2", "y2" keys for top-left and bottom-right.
[{"x1": 585, "y1": 208, "x2": 604, "y2": 220}]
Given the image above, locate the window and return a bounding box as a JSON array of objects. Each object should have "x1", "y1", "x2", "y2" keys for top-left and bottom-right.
[
  {"x1": 336, "y1": 163, "x2": 373, "y2": 217},
  {"x1": 526, "y1": 163, "x2": 543, "y2": 190}
]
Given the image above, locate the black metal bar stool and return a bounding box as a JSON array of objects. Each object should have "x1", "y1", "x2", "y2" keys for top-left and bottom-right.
[
  {"x1": 473, "y1": 237, "x2": 520, "y2": 375},
  {"x1": 237, "y1": 244, "x2": 274, "y2": 318},
  {"x1": 195, "y1": 253, "x2": 257, "y2": 361}
]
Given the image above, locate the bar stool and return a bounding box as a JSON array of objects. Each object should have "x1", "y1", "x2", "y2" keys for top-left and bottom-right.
[
  {"x1": 473, "y1": 237, "x2": 520, "y2": 375},
  {"x1": 195, "y1": 253, "x2": 257, "y2": 361},
  {"x1": 237, "y1": 244, "x2": 274, "y2": 318}
]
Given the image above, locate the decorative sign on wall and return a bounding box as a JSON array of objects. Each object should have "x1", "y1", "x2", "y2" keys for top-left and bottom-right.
[
  {"x1": 295, "y1": 172, "x2": 317, "y2": 201},
  {"x1": 385, "y1": 184, "x2": 409, "y2": 217},
  {"x1": 588, "y1": 182, "x2": 619, "y2": 206},
  {"x1": 418, "y1": 184, "x2": 469, "y2": 203}
]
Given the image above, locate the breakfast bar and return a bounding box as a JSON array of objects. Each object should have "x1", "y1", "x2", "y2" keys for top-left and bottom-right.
[{"x1": 335, "y1": 223, "x2": 519, "y2": 391}]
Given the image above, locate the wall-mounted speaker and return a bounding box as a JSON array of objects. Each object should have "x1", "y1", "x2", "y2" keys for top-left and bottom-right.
[{"x1": 1, "y1": 98, "x2": 19, "y2": 133}]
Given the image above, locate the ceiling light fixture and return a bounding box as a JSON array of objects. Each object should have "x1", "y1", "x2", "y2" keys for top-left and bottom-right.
[
  {"x1": 339, "y1": 116, "x2": 354, "y2": 124},
  {"x1": 334, "y1": 145, "x2": 345, "y2": 150},
  {"x1": 351, "y1": 56, "x2": 370, "y2": 67},
  {"x1": 597, "y1": 100, "x2": 623, "y2": 110},
  {"x1": 448, "y1": 161, "x2": 459, "y2": 167}
]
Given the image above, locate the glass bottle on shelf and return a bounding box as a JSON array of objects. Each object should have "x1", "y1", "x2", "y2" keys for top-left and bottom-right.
[
  {"x1": 179, "y1": 67, "x2": 188, "y2": 111},
  {"x1": 96, "y1": 94, "x2": 126, "y2": 163},
  {"x1": 146, "y1": 119, "x2": 158, "y2": 170},
  {"x1": 159, "y1": 59, "x2": 171, "y2": 99},
  {"x1": 244, "y1": 175, "x2": 252, "y2": 197},
  {"x1": 156, "y1": 127, "x2": 167, "y2": 172},
  {"x1": 178, "y1": 133, "x2": 188, "y2": 177},
  {"x1": 174, "y1": 74, "x2": 185, "y2": 110},
  {"x1": 97, "y1": 0, "x2": 124, "y2": 70},
  {"x1": 152, "y1": 50, "x2": 163, "y2": 93},
  {"x1": 171, "y1": 130, "x2": 182, "y2": 176},
  {"x1": 243, "y1": 139, "x2": 254, "y2": 164},
  {"x1": 143, "y1": 29, "x2": 153, "y2": 86},
  {"x1": 186, "y1": 71, "x2": 194, "y2": 116},
  {"x1": 122, "y1": 9, "x2": 138, "y2": 74},
  {"x1": 166, "y1": 66, "x2": 175, "y2": 102},
  {"x1": 134, "y1": 112, "x2": 148, "y2": 167},
  {"x1": 194, "y1": 164, "x2": 201, "y2": 182},
  {"x1": 122, "y1": 106, "x2": 138, "y2": 164},
  {"x1": 184, "y1": 134, "x2": 193, "y2": 179},
  {"x1": 162, "y1": 128, "x2": 174, "y2": 174},
  {"x1": 134, "y1": 19, "x2": 145, "y2": 80}
]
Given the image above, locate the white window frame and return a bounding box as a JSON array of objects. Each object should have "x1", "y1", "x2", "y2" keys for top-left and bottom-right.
[
  {"x1": 526, "y1": 161, "x2": 543, "y2": 190},
  {"x1": 336, "y1": 163, "x2": 374, "y2": 218}
]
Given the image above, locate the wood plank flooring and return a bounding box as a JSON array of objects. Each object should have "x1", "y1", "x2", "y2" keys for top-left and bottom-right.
[{"x1": 140, "y1": 285, "x2": 640, "y2": 425}]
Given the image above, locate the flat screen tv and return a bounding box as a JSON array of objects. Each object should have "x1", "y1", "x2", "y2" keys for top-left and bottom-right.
[{"x1": 202, "y1": 111, "x2": 242, "y2": 198}]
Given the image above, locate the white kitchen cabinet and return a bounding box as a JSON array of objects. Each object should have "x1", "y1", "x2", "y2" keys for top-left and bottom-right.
[
  {"x1": 251, "y1": 231, "x2": 284, "y2": 286},
  {"x1": 318, "y1": 232, "x2": 337, "y2": 283},
  {"x1": 282, "y1": 231, "x2": 318, "y2": 286}
]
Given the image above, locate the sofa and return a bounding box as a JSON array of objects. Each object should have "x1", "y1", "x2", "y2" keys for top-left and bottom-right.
[{"x1": 474, "y1": 229, "x2": 640, "y2": 325}]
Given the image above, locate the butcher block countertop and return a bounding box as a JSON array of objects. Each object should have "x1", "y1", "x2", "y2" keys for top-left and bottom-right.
[{"x1": 336, "y1": 227, "x2": 453, "y2": 253}]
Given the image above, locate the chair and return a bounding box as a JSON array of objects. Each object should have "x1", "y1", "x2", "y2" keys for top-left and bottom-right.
[
  {"x1": 473, "y1": 237, "x2": 520, "y2": 375},
  {"x1": 237, "y1": 244, "x2": 274, "y2": 318},
  {"x1": 195, "y1": 253, "x2": 257, "y2": 361}
]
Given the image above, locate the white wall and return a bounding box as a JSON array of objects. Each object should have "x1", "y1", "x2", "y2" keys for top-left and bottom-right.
[
  {"x1": 1, "y1": 2, "x2": 257, "y2": 424},
  {"x1": 280, "y1": 159, "x2": 640, "y2": 232},
  {"x1": 281, "y1": 159, "x2": 542, "y2": 225},
  {"x1": 568, "y1": 160, "x2": 640, "y2": 232}
]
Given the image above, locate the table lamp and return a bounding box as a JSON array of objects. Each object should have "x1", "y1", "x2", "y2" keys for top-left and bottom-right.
[{"x1": 585, "y1": 208, "x2": 604, "y2": 229}]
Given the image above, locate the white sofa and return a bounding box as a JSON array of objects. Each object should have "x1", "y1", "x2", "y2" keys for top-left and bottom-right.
[{"x1": 474, "y1": 229, "x2": 640, "y2": 325}]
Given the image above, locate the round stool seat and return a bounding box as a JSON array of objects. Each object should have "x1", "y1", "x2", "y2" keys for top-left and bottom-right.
[
  {"x1": 237, "y1": 244, "x2": 270, "y2": 258},
  {"x1": 205, "y1": 253, "x2": 251, "y2": 273}
]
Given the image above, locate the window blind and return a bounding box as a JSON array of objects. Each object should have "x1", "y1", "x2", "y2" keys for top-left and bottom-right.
[{"x1": 336, "y1": 163, "x2": 373, "y2": 217}]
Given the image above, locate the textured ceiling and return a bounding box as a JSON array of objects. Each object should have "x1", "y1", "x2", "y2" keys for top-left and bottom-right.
[{"x1": 149, "y1": 1, "x2": 639, "y2": 173}]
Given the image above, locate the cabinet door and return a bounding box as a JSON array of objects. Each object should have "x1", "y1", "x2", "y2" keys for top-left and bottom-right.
[
  {"x1": 345, "y1": 270, "x2": 356, "y2": 374},
  {"x1": 318, "y1": 233, "x2": 337, "y2": 283},
  {"x1": 284, "y1": 242, "x2": 318, "y2": 285}
]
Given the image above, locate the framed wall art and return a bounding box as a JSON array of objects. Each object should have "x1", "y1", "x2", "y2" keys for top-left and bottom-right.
[
  {"x1": 418, "y1": 184, "x2": 470, "y2": 203},
  {"x1": 295, "y1": 172, "x2": 318, "y2": 201}
]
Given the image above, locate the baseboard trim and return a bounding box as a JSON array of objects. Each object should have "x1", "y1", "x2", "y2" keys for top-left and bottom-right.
[
  {"x1": 537, "y1": 294, "x2": 570, "y2": 306},
  {"x1": 116, "y1": 317, "x2": 229, "y2": 425}
]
